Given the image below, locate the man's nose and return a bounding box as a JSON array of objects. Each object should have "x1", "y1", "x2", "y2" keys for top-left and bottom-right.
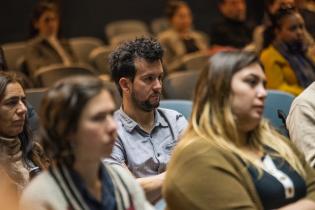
[{"x1": 153, "y1": 78, "x2": 162, "y2": 91}]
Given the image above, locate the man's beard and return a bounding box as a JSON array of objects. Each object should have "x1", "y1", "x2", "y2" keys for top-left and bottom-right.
[{"x1": 131, "y1": 91, "x2": 160, "y2": 112}]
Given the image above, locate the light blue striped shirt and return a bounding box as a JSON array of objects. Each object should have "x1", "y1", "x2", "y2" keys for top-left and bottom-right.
[{"x1": 106, "y1": 107, "x2": 188, "y2": 178}]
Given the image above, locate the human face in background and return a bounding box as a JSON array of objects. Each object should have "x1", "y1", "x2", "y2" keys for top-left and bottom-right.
[
  {"x1": 219, "y1": 0, "x2": 247, "y2": 21},
  {"x1": 34, "y1": 10, "x2": 59, "y2": 38},
  {"x1": 71, "y1": 90, "x2": 117, "y2": 160},
  {"x1": 276, "y1": 13, "x2": 305, "y2": 45},
  {"x1": 0, "y1": 83, "x2": 27, "y2": 138},
  {"x1": 130, "y1": 58, "x2": 163, "y2": 112},
  {"x1": 230, "y1": 63, "x2": 267, "y2": 133},
  {"x1": 171, "y1": 4, "x2": 193, "y2": 33}
]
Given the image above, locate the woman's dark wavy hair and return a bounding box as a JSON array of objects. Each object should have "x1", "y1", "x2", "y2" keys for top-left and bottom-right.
[
  {"x1": 0, "y1": 71, "x2": 46, "y2": 169},
  {"x1": 263, "y1": 5, "x2": 299, "y2": 49},
  {"x1": 29, "y1": 1, "x2": 60, "y2": 37},
  {"x1": 39, "y1": 76, "x2": 115, "y2": 166}
]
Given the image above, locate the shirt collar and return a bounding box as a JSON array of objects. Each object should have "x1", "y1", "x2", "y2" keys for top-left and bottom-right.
[{"x1": 116, "y1": 107, "x2": 168, "y2": 133}]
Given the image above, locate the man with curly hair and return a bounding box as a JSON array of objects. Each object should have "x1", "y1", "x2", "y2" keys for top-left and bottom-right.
[{"x1": 106, "y1": 37, "x2": 187, "y2": 203}]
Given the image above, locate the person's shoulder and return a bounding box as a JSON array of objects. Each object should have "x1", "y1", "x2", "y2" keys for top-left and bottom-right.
[
  {"x1": 22, "y1": 171, "x2": 56, "y2": 195},
  {"x1": 106, "y1": 163, "x2": 131, "y2": 177},
  {"x1": 157, "y1": 107, "x2": 186, "y2": 121},
  {"x1": 20, "y1": 170, "x2": 67, "y2": 210},
  {"x1": 191, "y1": 30, "x2": 207, "y2": 39},
  {"x1": 293, "y1": 82, "x2": 315, "y2": 105},
  {"x1": 27, "y1": 36, "x2": 45, "y2": 46},
  {"x1": 104, "y1": 163, "x2": 138, "y2": 188},
  {"x1": 260, "y1": 45, "x2": 281, "y2": 60},
  {"x1": 174, "y1": 139, "x2": 235, "y2": 166},
  {"x1": 21, "y1": 171, "x2": 58, "y2": 203},
  {"x1": 157, "y1": 29, "x2": 177, "y2": 42},
  {"x1": 59, "y1": 38, "x2": 72, "y2": 47}
]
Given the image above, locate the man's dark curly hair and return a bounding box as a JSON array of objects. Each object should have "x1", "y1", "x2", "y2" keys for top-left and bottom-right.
[{"x1": 109, "y1": 37, "x2": 164, "y2": 96}]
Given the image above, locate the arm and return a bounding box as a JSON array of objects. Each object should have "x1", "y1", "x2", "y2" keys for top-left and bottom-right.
[
  {"x1": 286, "y1": 103, "x2": 315, "y2": 167},
  {"x1": 19, "y1": 173, "x2": 60, "y2": 210},
  {"x1": 137, "y1": 172, "x2": 165, "y2": 204},
  {"x1": 107, "y1": 137, "x2": 163, "y2": 203}
]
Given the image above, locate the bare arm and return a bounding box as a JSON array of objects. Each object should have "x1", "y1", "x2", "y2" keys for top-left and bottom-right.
[{"x1": 137, "y1": 172, "x2": 165, "y2": 204}]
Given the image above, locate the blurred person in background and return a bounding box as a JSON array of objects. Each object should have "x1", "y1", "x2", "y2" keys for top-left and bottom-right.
[
  {"x1": 25, "y1": 1, "x2": 77, "y2": 80},
  {"x1": 260, "y1": 6, "x2": 315, "y2": 96},
  {"x1": 158, "y1": 0, "x2": 209, "y2": 72},
  {"x1": 209, "y1": 0, "x2": 255, "y2": 49},
  {"x1": 252, "y1": 0, "x2": 296, "y2": 53},
  {"x1": 163, "y1": 51, "x2": 315, "y2": 210}
]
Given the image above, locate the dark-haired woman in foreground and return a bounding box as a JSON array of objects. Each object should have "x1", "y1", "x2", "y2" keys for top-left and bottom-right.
[
  {"x1": 163, "y1": 51, "x2": 315, "y2": 210},
  {"x1": 20, "y1": 76, "x2": 153, "y2": 210}
]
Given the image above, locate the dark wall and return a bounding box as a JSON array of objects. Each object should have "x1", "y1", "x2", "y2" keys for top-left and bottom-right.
[{"x1": 0, "y1": 0, "x2": 264, "y2": 44}]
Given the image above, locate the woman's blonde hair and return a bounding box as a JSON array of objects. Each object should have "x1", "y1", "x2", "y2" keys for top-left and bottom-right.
[{"x1": 181, "y1": 50, "x2": 305, "y2": 176}]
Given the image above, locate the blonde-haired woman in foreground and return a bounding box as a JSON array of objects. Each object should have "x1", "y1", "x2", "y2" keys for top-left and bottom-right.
[{"x1": 163, "y1": 51, "x2": 315, "y2": 210}]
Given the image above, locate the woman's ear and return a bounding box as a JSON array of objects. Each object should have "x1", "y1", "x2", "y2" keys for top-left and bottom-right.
[{"x1": 119, "y1": 77, "x2": 131, "y2": 94}]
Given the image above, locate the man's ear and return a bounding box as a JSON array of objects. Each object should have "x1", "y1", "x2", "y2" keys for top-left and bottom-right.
[{"x1": 119, "y1": 77, "x2": 131, "y2": 94}]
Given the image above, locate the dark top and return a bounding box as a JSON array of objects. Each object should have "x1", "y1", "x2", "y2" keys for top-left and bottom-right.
[
  {"x1": 209, "y1": 17, "x2": 254, "y2": 48},
  {"x1": 275, "y1": 42, "x2": 315, "y2": 88},
  {"x1": 69, "y1": 165, "x2": 117, "y2": 210},
  {"x1": 182, "y1": 38, "x2": 199, "y2": 54},
  {"x1": 248, "y1": 155, "x2": 306, "y2": 210}
]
